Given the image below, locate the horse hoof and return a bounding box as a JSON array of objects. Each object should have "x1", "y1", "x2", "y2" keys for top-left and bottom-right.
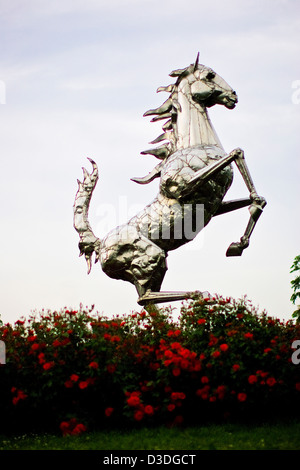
[{"x1": 226, "y1": 242, "x2": 244, "y2": 257}]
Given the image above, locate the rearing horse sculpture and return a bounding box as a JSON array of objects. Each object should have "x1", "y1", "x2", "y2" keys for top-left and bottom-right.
[{"x1": 73, "y1": 54, "x2": 266, "y2": 306}]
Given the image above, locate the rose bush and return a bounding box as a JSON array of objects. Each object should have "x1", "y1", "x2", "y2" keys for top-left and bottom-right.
[{"x1": 0, "y1": 296, "x2": 299, "y2": 435}]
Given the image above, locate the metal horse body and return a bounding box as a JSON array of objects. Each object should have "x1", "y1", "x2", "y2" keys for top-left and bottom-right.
[{"x1": 73, "y1": 56, "x2": 266, "y2": 306}]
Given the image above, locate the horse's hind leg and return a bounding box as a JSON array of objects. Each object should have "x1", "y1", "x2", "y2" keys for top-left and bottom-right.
[
  {"x1": 129, "y1": 236, "x2": 194, "y2": 306},
  {"x1": 102, "y1": 228, "x2": 205, "y2": 306},
  {"x1": 130, "y1": 241, "x2": 168, "y2": 298},
  {"x1": 100, "y1": 225, "x2": 166, "y2": 292}
]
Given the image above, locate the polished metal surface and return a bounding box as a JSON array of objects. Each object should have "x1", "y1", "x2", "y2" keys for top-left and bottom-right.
[{"x1": 73, "y1": 54, "x2": 266, "y2": 305}]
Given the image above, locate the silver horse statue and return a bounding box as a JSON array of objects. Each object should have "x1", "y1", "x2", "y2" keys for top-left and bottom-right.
[{"x1": 73, "y1": 54, "x2": 266, "y2": 306}]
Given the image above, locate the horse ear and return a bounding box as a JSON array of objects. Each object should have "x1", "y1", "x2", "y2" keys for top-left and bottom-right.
[
  {"x1": 169, "y1": 68, "x2": 187, "y2": 77},
  {"x1": 193, "y1": 52, "x2": 200, "y2": 71}
]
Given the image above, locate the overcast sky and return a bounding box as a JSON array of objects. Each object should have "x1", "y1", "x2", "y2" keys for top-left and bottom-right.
[{"x1": 0, "y1": 0, "x2": 299, "y2": 324}]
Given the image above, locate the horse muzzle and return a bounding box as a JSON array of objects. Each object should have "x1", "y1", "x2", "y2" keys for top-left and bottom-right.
[{"x1": 223, "y1": 91, "x2": 238, "y2": 109}]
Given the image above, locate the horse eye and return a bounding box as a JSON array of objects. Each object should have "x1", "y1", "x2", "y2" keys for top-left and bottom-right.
[{"x1": 206, "y1": 71, "x2": 215, "y2": 80}]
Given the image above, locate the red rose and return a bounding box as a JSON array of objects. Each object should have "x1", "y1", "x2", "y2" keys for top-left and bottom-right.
[
  {"x1": 38, "y1": 353, "x2": 45, "y2": 364},
  {"x1": 180, "y1": 359, "x2": 189, "y2": 369},
  {"x1": 197, "y1": 318, "x2": 206, "y2": 325},
  {"x1": 105, "y1": 407, "x2": 114, "y2": 417},
  {"x1": 64, "y1": 380, "x2": 73, "y2": 388},
  {"x1": 220, "y1": 343, "x2": 229, "y2": 352},
  {"x1": 248, "y1": 375, "x2": 258, "y2": 384},
  {"x1": 134, "y1": 410, "x2": 144, "y2": 421},
  {"x1": 70, "y1": 374, "x2": 79, "y2": 382},
  {"x1": 171, "y1": 392, "x2": 186, "y2": 400},
  {"x1": 144, "y1": 405, "x2": 154, "y2": 416},
  {"x1": 27, "y1": 335, "x2": 37, "y2": 342},
  {"x1": 193, "y1": 361, "x2": 201, "y2": 371},
  {"x1": 72, "y1": 423, "x2": 87, "y2": 435},
  {"x1": 216, "y1": 385, "x2": 226, "y2": 399},
  {"x1": 43, "y1": 361, "x2": 54, "y2": 370},
  {"x1": 232, "y1": 364, "x2": 240, "y2": 371},
  {"x1": 167, "y1": 403, "x2": 175, "y2": 412},
  {"x1": 114, "y1": 335, "x2": 121, "y2": 342},
  {"x1": 107, "y1": 364, "x2": 116, "y2": 374},
  {"x1": 127, "y1": 395, "x2": 140, "y2": 407},
  {"x1": 212, "y1": 350, "x2": 220, "y2": 358},
  {"x1": 237, "y1": 392, "x2": 247, "y2": 402},
  {"x1": 201, "y1": 376, "x2": 209, "y2": 384},
  {"x1": 18, "y1": 390, "x2": 27, "y2": 400},
  {"x1": 244, "y1": 332, "x2": 253, "y2": 339},
  {"x1": 180, "y1": 348, "x2": 191, "y2": 359},
  {"x1": 59, "y1": 421, "x2": 70, "y2": 434},
  {"x1": 89, "y1": 361, "x2": 99, "y2": 369},
  {"x1": 208, "y1": 335, "x2": 218, "y2": 346},
  {"x1": 172, "y1": 367, "x2": 181, "y2": 377},
  {"x1": 164, "y1": 350, "x2": 173, "y2": 359},
  {"x1": 79, "y1": 380, "x2": 89, "y2": 389},
  {"x1": 266, "y1": 377, "x2": 276, "y2": 387},
  {"x1": 196, "y1": 387, "x2": 209, "y2": 400}
]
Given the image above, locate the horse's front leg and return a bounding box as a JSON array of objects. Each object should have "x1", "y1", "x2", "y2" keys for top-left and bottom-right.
[
  {"x1": 181, "y1": 147, "x2": 265, "y2": 202},
  {"x1": 179, "y1": 148, "x2": 266, "y2": 256},
  {"x1": 225, "y1": 149, "x2": 267, "y2": 256},
  {"x1": 226, "y1": 196, "x2": 267, "y2": 256},
  {"x1": 233, "y1": 149, "x2": 266, "y2": 207}
]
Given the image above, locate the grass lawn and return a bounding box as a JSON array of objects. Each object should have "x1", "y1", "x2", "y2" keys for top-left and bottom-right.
[{"x1": 1, "y1": 421, "x2": 300, "y2": 450}]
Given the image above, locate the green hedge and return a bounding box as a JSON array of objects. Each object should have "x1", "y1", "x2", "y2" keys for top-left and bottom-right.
[{"x1": 0, "y1": 295, "x2": 299, "y2": 435}]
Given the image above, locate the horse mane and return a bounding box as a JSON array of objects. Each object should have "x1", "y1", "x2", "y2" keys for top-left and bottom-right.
[
  {"x1": 141, "y1": 64, "x2": 195, "y2": 161},
  {"x1": 131, "y1": 60, "x2": 202, "y2": 185}
]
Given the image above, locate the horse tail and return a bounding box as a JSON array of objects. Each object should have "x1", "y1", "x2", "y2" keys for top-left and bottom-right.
[{"x1": 73, "y1": 158, "x2": 101, "y2": 274}]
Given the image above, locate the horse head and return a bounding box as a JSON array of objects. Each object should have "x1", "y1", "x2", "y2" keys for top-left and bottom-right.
[
  {"x1": 171, "y1": 53, "x2": 238, "y2": 111},
  {"x1": 140, "y1": 54, "x2": 238, "y2": 161}
]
